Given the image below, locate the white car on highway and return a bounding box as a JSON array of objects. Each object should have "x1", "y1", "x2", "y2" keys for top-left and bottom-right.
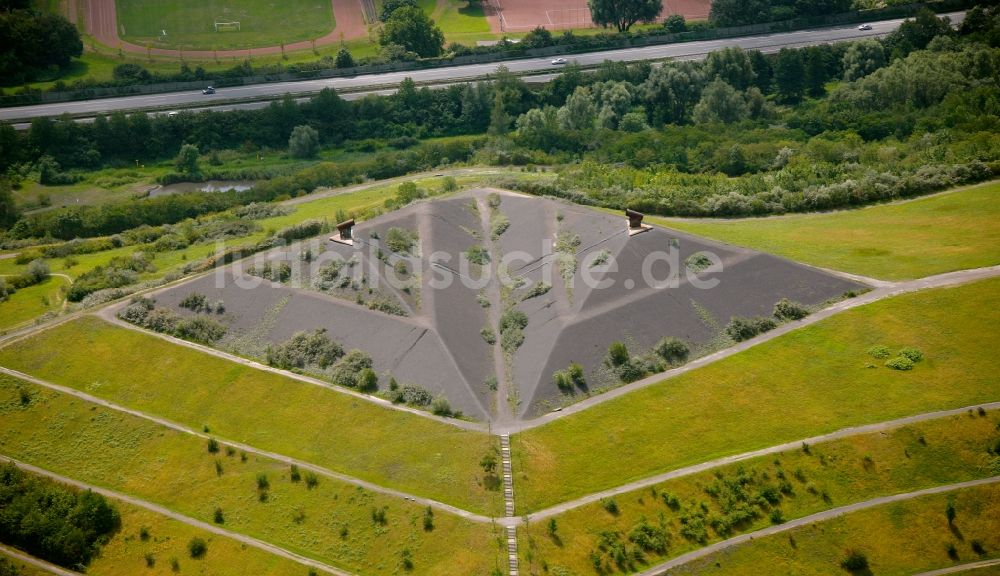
[
  {"x1": 551, "y1": 58, "x2": 567, "y2": 65},
  {"x1": 858, "y1": 23, "x2": 872, "y2": 31}
]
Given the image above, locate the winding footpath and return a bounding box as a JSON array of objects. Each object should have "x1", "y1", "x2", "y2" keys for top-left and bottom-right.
[
  {"x1": 0, "y1": 456, "x2": 354, "y2": 576},
  {"x1": 635, "y1": 476, "x2": 1000, "y2": 575}
]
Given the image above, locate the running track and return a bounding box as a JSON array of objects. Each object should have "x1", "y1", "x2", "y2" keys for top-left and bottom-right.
[{"x1": 83, "y1": 0, "x2": 369, "y2": 59}]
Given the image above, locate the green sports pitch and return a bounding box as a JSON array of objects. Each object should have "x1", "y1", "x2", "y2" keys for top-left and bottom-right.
[{"x1": 115, "y1": 0, "x2": 336, "y2": 50}]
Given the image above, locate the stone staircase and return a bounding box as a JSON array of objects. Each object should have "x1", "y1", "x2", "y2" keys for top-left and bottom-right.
[{"x1": 501, "y1": 434, "x2": 518, "y2": 576}]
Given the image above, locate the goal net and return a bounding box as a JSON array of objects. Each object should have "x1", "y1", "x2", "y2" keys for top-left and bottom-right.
[{"x1": 214, "y1": 20, "x2": 241, "y2": 32}]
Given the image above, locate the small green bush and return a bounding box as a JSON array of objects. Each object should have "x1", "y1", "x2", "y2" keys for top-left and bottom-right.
[
  {"x1": 606, "y1": 341, "x2": 630, "y2": 366},
  {"x1": 899, "y1": 347, "x2": 923, "y2": 362},
  {"x1": 654, "y1": 337, "x2": 689, "y2": 366},
  {"x1": 385, "y1": 227, "x2": 418, "y2": 254},
  {"x1": 431, "y1": 396, "x2": 453, "y2": 417},
  {"x1": 885, "y1": 356, "x2": 915, "y2": 370},
  {"x1": 841, "y1": 549, "x2": 868, "y2": 571},
  {"x1": 188, "y1": 537, "x2": 207, "y2": 559},
  {"x1": 601, "y1": 498, "x2": 619, "y2": 515},
  {"x1": 522, "y1": 282, "x2": 551, "y2": 300},
  {"x1": 773, "y1": 298, "x2": 809, "y2": 321},
  {"x1": 685, "y1": 252, "x2": 714, "y2": 273},
  {"x1": 481, "y1": 326, "x2": 497, "y2": 345},
  {"x1": 356, "y1": 368, "x2": 379, "y2": 392},
  {"x1": 867, "y1": 345, "x2": 891, "y2": 359},
  {"x1": 465, "y1": 245, "x2": 490, "y2": 265},
  {"x1": 725, "y1": 316, "x2": 777, "y2": 342}
]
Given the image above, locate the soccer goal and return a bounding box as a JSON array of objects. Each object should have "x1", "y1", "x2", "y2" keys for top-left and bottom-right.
[{"x1": 214, "y1": 20, "x2": 241, "y2": 32}]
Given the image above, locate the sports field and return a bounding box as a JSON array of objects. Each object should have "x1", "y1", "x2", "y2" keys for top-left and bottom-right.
[{"x1": 116, "y1": 0, "x2": 336, "y2": 50}]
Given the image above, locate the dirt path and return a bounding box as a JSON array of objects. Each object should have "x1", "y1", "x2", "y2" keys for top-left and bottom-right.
[
  {"x1": 913, "y1": 559, "x2": 1000, "y2": 576},
  {"x1": 0, "y1": 543, "x2": 80, "y2": 576},
  {"x1": 0, "y1": 364, "x2": 494, "y2": 523},
  {"x1": 83, "y1": 0, "x2": 368, "y2": 60},
  {"x1": 523, "y1": 401, "x2": 1000, "y2": 521},
  {"x1": 634, "y1": 476, "x2": 1000, "y2": 575},
  {"x1": 497, "y1": 264, "x2": 1000, "y2": 434},
  {"x1": 0, "y1": 456, "x2": 354, "y2": 576}
]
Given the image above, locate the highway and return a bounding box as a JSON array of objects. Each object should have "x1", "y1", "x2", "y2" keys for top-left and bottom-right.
[{"x1": 1, "y1": 12, "x2": 963, "y2": 123}]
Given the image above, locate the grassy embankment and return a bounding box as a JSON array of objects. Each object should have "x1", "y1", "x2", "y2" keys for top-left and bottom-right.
[
  {"x1": 512, "y1": 277, "x2": 1000, "y2": 511},
  {"x1": 518, "y1": 409, "x2": 1000, "y2": 574},
  {"x1": 0, "y1": 316, "x2": 501, "y2": 515},
  {"x1": 668, "y1": 483, "x2": 1000, "y2": 576},
  {"x1": 0, "y1": 375, "x2": 500, "y2": 575},
  {"x1": 656, "y1": 180, "x2": 1000, "y2": 281}
]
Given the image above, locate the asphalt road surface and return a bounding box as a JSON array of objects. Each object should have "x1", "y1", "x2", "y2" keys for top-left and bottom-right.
[{"x1": 1, "y1": 12, "x2": 963, "y2": 123}]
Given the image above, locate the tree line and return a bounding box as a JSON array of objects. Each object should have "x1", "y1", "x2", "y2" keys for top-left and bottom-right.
[
  {"x1": 0, "y1": 3, "x2": 82, "y2": 85},
  {"x1": 0, "y1": 463, "x2": 120, "y2": 569}
]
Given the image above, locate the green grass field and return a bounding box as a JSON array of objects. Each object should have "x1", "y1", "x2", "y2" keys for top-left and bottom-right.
[
  {"x1": 116, "y1": 0, "x2": 335, "y2": 50},
  {"x1": 0, "y1": 316, "x2": 500, "y2": 515},
  {"x1": 655, "y1": 180, "x2": 1000, "y2": 281},
  {"x1": 519, "y1": 410, "x2": 1000, "y2": 574},
  {"x1": 669, "y1": 483, "x2": 1000, "y2": 575},
  {"x1": 89, "y1": 504, "x2": 308, "y2": 576},
  {"x1": 512, "y1": 277, "x2": 1000, "y2": 511},
  {"x1": 0, "y1": 375, "x2": 499, "y2": 575},
  {"x1": 0, "y1": 276, "x2": 68, "y2": 333},
  {"x1": 0, "y1": 552, "x2": 51, "y2": 576},
  {"x1": 425, "y1": 0, "x2": 492, "y2": 43}
]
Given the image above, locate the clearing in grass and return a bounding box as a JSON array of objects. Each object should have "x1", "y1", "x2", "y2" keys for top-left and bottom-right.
[
  {"x1": 0, "y1": 316, "x2": 499, "y2": 515},
  {"x1": 512, "y1": 277, "x2": 1000, "y2": 511},
  {"x1": 0, "y1": 375, "x2": 498, "y2": 575},
  {"x1": 654, "y1": 180, "x2": 1000, "y2": 281},
  {"x1": 116, "y1": 0, "x2": 335, "y2": 50},
  {"x1": 518, "y1": 409, "x2": 1000, "y2": 574},
  {"x1": 667, "y1": 482, "x2": 1000, "y2": 575}
]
